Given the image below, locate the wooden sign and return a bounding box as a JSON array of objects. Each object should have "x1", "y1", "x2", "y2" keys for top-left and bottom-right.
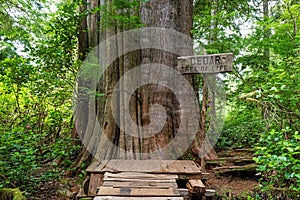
[{"x1": 177, "y1": 53, "x2": 233, "y2": 74}]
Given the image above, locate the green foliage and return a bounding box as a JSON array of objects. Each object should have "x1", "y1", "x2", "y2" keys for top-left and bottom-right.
[
  {"x1": 194, "y1": 0, "x2": 300, "y2": 196},
  {"x1": 0, "y1": 188, "x2": 26, "y2": 200},
  {"x1": 94, "y1": 0, "x2": 145, "y2": 30},
  {"x1": 193, "y1": 0, "x2": 250, "y2": 55},
  {"x1": 0, "y1": 129, "x2": 42, "y2": 191},
  {"x1": 0, "y1": 67, "x2": 80, "y2": 194},
  {"x1": 0, "y1": 41, "x2": 18, "y2": 59},
  {"x1": 224, "y1": 0, "x2": 300, "y2": 194},
  {"x1": 233, "y1": 0, "x2": 300, "y2": 132},
  {"x1": 193, "y1": 0, "x2": 259, "y2": 151},
  {"x1": 0, "y1": 0, "x2": 299, "y2": 198},
  {"x1": 0, "y1": 0, "x2": 47, "y2": 50},
  {"x1": 254, "y1": 128, "x2": 300, "y2": 192},
  {"x1": 217, "y1": 107, "x2": 265, "y2": 150},
  {"x1": 0, "y1": 0, "x2": 81, "y2": 197}
]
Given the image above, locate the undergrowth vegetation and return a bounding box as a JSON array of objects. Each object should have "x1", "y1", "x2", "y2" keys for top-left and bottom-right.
[
  {"x1": 195, "y1": 0, "x2": 300, "y2": 198},
  {"x1": 0, "y1": 0, "x2": 82, "y2": 197},
  {"x1": 0, "y1": 0, "x2": 299, "y2": 199}
]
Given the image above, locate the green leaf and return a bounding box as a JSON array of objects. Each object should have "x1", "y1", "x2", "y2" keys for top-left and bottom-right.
[{"x1": 287, "y1": 147, "x2": 294, "y2": 153}]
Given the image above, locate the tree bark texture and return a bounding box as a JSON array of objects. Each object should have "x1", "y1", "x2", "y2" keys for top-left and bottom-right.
[{"x1": 76, "y1": 0, "x2": 210, "y2": 161}]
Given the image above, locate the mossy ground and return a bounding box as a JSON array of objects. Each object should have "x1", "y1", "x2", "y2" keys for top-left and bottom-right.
[{"x1": 0, "y1": 188, "x2": 26, "y2": 200}]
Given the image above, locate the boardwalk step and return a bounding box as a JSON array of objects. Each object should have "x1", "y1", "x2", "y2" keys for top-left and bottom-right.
[
  {"x1": 94, "y1": 197, "x2": 184, "y2": 200},
  {"x1": 98, "y1": 187, "x2": 180, "y2": 197},
  {"x1": 97, "y1": 172, "x2": 180, "y2": 197},
  {"x1": 78, "y1": 160, "x2": 211, "y2": 199}
]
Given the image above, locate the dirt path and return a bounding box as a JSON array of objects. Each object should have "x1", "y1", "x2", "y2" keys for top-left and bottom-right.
[{"x1": 204, "y1": 149, "x2": 259, "y2": 199}]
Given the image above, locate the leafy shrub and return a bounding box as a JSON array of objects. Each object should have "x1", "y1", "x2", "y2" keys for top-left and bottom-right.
[
  {"x1": 0, "y1": 129, "x2": 41, "y2": 191},
  {"x1": 0, "y1": 1, "x2": 81, "y2": 197},
  {"x1": 254, "y1": 128, "x2": 300, "y2": 192},
  {"x1": 217, "y1": 107, "x2": 266, "y2": 150},
  {"x1": 0, "y1": 128, "x2": 79, "y2": 195}
]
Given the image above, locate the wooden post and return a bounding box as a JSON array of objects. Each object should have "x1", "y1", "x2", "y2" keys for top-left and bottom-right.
[{"x1": 88, "y1": 173, "x2": 104, "y2": 196}]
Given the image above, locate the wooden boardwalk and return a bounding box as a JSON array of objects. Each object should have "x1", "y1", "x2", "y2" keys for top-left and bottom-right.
[
  {"x1": 77, "y1": 160, "x2": 214, "y2": 200},
  {"x1": 97, "y1": 172, "x2": 181, "y2": 199}
]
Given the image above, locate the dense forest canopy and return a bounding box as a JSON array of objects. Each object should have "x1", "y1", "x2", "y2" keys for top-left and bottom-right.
[{"x1": 0, "y1": 0, "x2": 299, "y2": 199}]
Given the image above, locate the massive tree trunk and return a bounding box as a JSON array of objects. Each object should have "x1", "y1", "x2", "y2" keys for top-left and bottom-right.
[{"x1": 75, "y1": 0, "x2": 214, "y2": 162}]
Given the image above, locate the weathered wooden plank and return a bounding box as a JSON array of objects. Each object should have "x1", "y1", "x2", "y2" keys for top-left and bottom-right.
[
  {"x1": 97, "y1": 187, "x2": 180, "y2": 197},
  {"x1": 88, "y1": 160, "x2": 202, "y2": 175},
  {"x1": 103, "y1": 177, "x2": 176, "y2": 183},
  {"x1": 88, "y1": 174, "x2": 104, "y2": 196},
  {"x1": 160, "y1": 160, "x2": 201, "y2": 174},
  {"x1": 178, "y1": 188, "x2": 189, "y2": 196},
  {"x1": 177, "y1": 53, "x2": 233, "y2": 74},
  {"x1": 177, "y1": 172, "x2": 210, "y2": 180},
  {"x1": 167, "y1": 160, "x2": 201, "y2": 174},
  {"x1": 86, "y1": 162, "x2": 98, "y2": 172},
  {"x1": 103, "y1": 181, "x2": 177, "y2": 189},
  {"x1": 94, "y1": 197, "x2": 184, "y2": 200},
  {"x1": 104, "y1": 172, "x2": 178, "y2": 180},
  {"x1": 104, "y1": 171, "x2": 208, "y2": 181},
  {"x1": 186, "y1": 179, "x2": 206, "y2": 194},
  {"x1": 200, "y1": 172, "x2": 211, "y2": 180},
  {"x1": 205, "y1": 189, "x2": 216, "y2": 197},
  {"x1": 87, "y1": 160, "x2": 109, "y2": 172},
  {"x1": 103, "y1": 160, "x2": 161, "y2": 173},
  {"x1": 177, "y1": 174, "x2": 201, "y2": 180},
  {"x1": 188, "y1": 179, "x2": 205, "y2": 188},
  {"x1": 100, "y1": 160, "x2": 119, "y2": 172}
]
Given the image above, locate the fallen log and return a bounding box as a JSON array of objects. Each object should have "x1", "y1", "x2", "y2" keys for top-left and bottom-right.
[
  {"x1": 213, "y1": 163, "x2": 257, "y2": 173},
  {"x1": 217, "y1": 149, "x2": 254, "y2": 157},
  {"x1": 206, "y1": 156, "x2": 254, "y2": 166}
]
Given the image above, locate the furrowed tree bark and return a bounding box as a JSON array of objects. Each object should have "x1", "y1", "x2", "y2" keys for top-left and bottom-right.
[
  {"x1": 72, "y1": 2, "x2": 91, "y2": 169},
  {"x1": 139, "y1": 0, "x2": 194, "y2": 159},
  {"x1": 76, "y1": 0, "x2": 216, "y2": 163}
]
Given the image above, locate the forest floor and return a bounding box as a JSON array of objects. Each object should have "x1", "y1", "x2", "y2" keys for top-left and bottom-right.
[
  {"x1": 32, "y1": 149, "x2": 259, "y2": 199},
  {"x1": 205, "y1": 148, "x2": 260, "y2": 199},
  {"x1": 207, "y1": 171, "x2": 259, "y2": 199},
  {"x1": 33, "y1": 175, "x2": 259, "y2": 200}
]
